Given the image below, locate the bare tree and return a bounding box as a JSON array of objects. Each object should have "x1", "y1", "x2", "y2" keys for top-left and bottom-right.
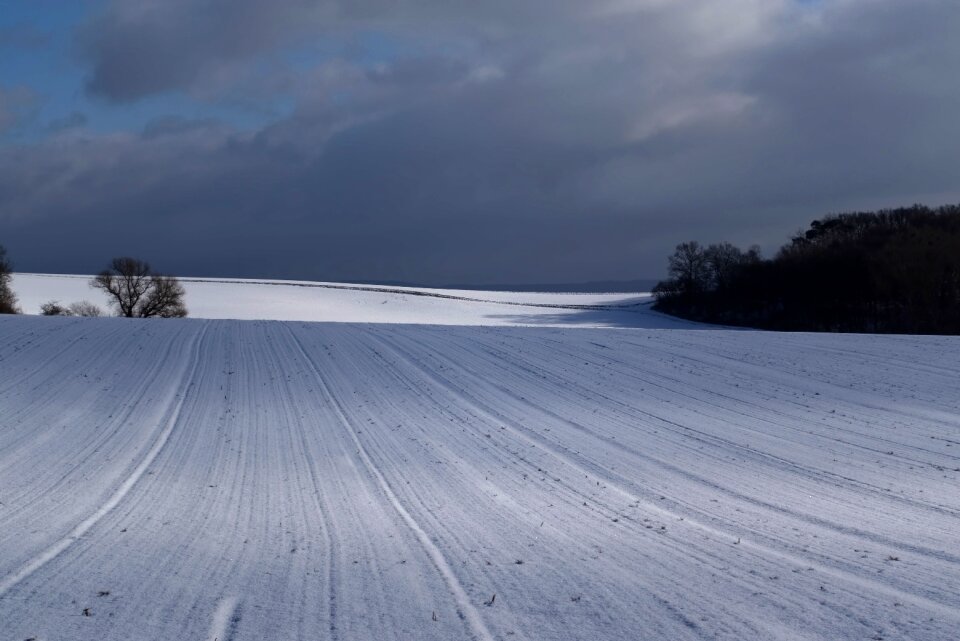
[
  {"x1": 91, "y1": 257, "x2": 187, "y2": 318},
  {"x1": 704, "y1": 242, "x2": 762, "y2": 291},
  {"x1": 41, "y1": 300, "x2": 73, "y2": 316},
  {"x1": 0, "y1": 245, "x2": 20, "y2": 314},
  {"x1": 69, "y1": 300, "x2": 104, "y2": 317},
  {"x1": 667, "y1": 241, "x2": 711, "y2": 298},
  {"x1": 137, "y1": 275, "x2": 187, "y2": 318},
  {"x1": 92, "y1": 257, "x2": 150, "y2": 317},
  {"x1": 41, "y1": 299, "x2": 105, "y2": 317}
]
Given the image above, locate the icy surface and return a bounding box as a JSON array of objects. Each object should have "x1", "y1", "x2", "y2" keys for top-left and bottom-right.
[{"x1": 1, "y1": 284, "x2": 959, "y2": 640}]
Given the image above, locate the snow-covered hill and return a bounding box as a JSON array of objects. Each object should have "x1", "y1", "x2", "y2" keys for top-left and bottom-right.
[
  {"x1": 1, "y1": 278, "x2": 959, "y2": 640},
  {"x1": 11, "y1": 273, "x2": 674, "y2": 327}
]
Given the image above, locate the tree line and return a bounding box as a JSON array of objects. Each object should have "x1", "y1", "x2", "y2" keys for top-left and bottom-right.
[
  {"x1": 0, "y1": 250, "x2": 187, "y2": 318},
  {"x1": 654, "y1": 204, "x2": 960, "y2": 334}
]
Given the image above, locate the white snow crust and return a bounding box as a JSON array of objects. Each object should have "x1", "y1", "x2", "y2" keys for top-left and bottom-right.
[
  {"x1": 1, "y1": 275, "x2": 959, "y2": 640},
  {"x1": 11, "y1": 273, "x2": 663, "y2": 327}
]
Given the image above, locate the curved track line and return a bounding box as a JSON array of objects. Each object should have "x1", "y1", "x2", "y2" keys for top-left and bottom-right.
[
  {"x1": 426, "y1": 329, "x2": 960, "y2": 530},
  {"x1": 0, "y1": 324, "x2": 208, "y2": 598},
  {"x1": 284, "y1": 325, "x2": 496, "y2": 641},
  {"x1": 368, "y1": 329, "x2": 960, "y2": 621},
  {"x1": 206, "y1": 596, "x2": 240, "y2": 641},
  {"x1": 279, "y1": 330, "x2": 341, "y2": 640}
]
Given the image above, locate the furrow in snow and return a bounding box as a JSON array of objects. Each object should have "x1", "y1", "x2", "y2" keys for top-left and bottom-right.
[
  {"x1": 0, "y1": 324, "x2": 208, "y2": 598},
  {"x1": 284, "y1": 324, "x2": 497, "y2": 641},
  {"x1": 367, "y1": 327, "x2": 960, "y2": 620}
]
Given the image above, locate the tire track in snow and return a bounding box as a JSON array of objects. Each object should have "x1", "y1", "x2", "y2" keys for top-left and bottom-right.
[
  {"x1": 640, "y1": 335, "x2": 960, "y2": 432},
  {"x1": 278, "y1": 328, "x2": 342, "y2": 640},
  {"x1": 344, "y1": 332, "x2": 724, "y2": 637},
  {"x1": 0, "y1": 323, "x2": 208, "y2": 599},
  {"x1": 0, "y1": 322, "x2": 196, "y2": 527},
  {"x1": 0, "y1": 319, "x2": 107, "y2": 396},
  {"x1": 439, "y1": 332, "x2": 960, "y2": 552},
  {"x1": 616, "y1": 337, "x2": 960, "y2": 461},
  {"x1": 369, "y1": 328, "x2": 960, "y2": 621},
  {"x1": 284, "y1": 324, "x2": 496, "y2": 641},
  {"x1": 206, "y1": 596, "x2": 241, "y2": 641},
  {"x1": 289, "y1": 429, "x2": 341, "y2": 641}
]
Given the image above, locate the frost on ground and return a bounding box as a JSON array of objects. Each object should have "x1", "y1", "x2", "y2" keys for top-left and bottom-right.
[{"x1": 0, "y1": 286, "x2": 959, "y2": 640}]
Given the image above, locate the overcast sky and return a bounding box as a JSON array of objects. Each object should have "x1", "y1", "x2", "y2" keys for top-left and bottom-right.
[{"x1": 1, "y1": 0, "x2": 959, "y2": 285}]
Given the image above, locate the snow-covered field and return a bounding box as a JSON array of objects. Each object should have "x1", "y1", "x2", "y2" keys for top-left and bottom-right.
[
  {"x1": 11, "y1": 273, "x2": 666, "y2": 327},
  {"x1": 1, "y1": 276, "x2": 959, "y2": 640}
]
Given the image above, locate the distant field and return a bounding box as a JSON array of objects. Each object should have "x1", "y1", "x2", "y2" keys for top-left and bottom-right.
[
  {"x1": 11, "y1": 273, "x2": 665, "y2": 327},
  {"x1": 1, "y1": 278, "x2": 958, "y2": 640}
]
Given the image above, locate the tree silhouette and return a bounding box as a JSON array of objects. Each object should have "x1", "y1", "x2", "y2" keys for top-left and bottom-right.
[
  {"x1": 653, "y1": 204, "x2": 960, "y2": 334},
  {"x1": 91, "y1": 257, "x2": 187, "y2": 318},
  {"x1": 0, "y1": 245, "x2": 20, "y2": 314}
]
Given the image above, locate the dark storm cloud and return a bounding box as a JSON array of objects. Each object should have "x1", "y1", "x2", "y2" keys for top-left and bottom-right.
[
  {"x1": 77, "y1": 0, "x2": 327, "y2": 101},
  {"x1": 3, "y1": 0, "x2": 960, "y2": 284}
]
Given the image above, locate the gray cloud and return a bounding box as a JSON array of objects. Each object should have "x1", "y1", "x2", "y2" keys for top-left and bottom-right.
[
  {"x1": 77, "y1": 0, "x2": 772, "y2": 102},
  {"x1": 3, "y1": 0, "x2": 959, "y2": 284},
  {"x1": 78, "y1": 0, "x2": 328, "y2": 101},
  {"x1": 0, "y1": 86, "x2": 41, "y2": 137}
]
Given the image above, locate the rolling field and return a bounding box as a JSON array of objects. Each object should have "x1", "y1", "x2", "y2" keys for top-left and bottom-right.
[{"x1": 1, "y1": 279, "x2": 959, "y2": 640}]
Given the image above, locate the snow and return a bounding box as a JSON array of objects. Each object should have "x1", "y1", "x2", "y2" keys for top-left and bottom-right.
[
  {"x1": 1, "y1": 276, "x2": 959, "y2": 640},
  {"x1": 10, "y1": 273, "x2": 668, "y2": 327}
]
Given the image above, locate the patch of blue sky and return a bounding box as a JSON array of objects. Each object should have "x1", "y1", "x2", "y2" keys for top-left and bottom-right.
[
  {"x1": 0, "y1": 0, "x2": 93, "y2": 31},
  {"x1": 2, "y1": 7, "x2": 470, "y2": 144},
  {"x1": 1, "y1": 1, "x2": 283, "y2": 141},
  {"x1": 1, "y1": 2, "x2": 89, "y2": 139}
]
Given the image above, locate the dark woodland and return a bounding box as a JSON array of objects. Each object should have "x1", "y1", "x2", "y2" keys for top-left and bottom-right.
[{"x1": 654, "y1": 204, "x2": 960, "y2": 334}]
